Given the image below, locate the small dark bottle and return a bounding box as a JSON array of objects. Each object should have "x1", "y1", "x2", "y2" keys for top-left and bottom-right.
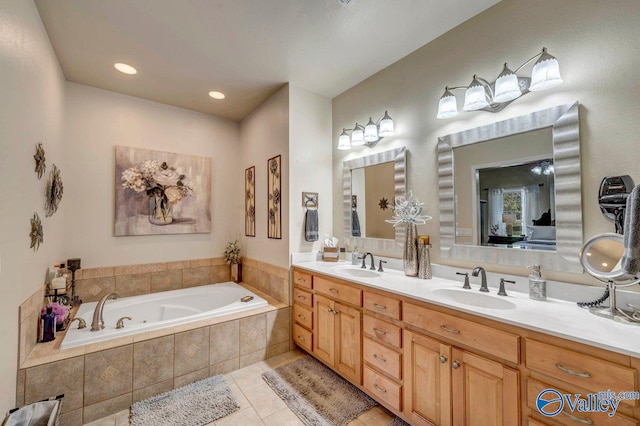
[{"x1": 40, "y1": 307, "x2": 56, "y2": 342}]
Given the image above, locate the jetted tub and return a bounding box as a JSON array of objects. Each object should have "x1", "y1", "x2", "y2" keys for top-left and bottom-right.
[{"x1": 61, "y1": 282, "x2": 267, "y2": 349}]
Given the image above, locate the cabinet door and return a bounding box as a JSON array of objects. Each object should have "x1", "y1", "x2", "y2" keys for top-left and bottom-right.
[
  {"x1": 451, "y1": 348, "x2": 519, "y2": 426},
  {"x1": 404, "y1": 330, "x2": 452, "y2": 426},
  {"x1": 335, "y1": 301, "x2": 362, "y2": 384},
  {"x1": 313, "y1": 294, "x2": 335, "y2": 366}
]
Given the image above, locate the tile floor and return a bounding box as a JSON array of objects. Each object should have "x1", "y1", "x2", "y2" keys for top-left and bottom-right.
[{"x1": 85, "y1": 349, "x2": 396, "y2": 426}]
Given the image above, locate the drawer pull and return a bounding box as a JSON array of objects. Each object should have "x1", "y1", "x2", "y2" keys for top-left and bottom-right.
[
  {"x1": 373, "y1": 354, "x2": 387, "y2": 363},
  {"x1": 329, "y1": 288, "x2": 338, "y2": 294},
  {"x1": 556, "y1": 363, "x2": 591, "y2": 378},
  {"x1": 328, "y1": 308, "x2": 338, "y2": 315},
  {"x1": 373, "y1": 328, "x2": 387, "y2": 336},
  {"x1": 299, "y1": 277, "x2": 306, "y2": 282},
  {"x1": 440, "y1": 325, "x2": 460, "y2": 334},
  {"x1": 562, "y1": 411, "x2": 593, "y2": 424},
  {"x1": 297, "y1": 295, "x2": 306, "y2": 300},
  {"x1": 451, "y1": 360, "x2": 461, "y2": 369},
  {"x1": 297, "y1": 314, "x2": 306, "y2": 320},
  {"x1": 439, "y1": 355, "x2": 448, "y2": 364},
  {"x1": 297, "y1": 335, "x2": 305, "y2": 341},
  {"x1": 373, "y1": 384, "x2": 387, "y2": 393},
  {"x1": 373, "y1": 303, "x2": 387, "y2": 310}
]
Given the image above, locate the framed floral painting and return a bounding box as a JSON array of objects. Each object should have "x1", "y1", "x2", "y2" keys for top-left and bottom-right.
[
  {"x1": 245, "y1": 166, "x2": 255, "y2": 237},
  {"x1": 115, "y1": 146, "x2": 211, "y2": 236},
  {"x1": 267, "y1": 155, "x2": 281, "y2": 239}
]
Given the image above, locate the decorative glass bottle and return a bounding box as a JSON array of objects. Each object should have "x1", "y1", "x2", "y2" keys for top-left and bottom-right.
[{"x1": 149, "y1": 193, "x2": 173, "y2": 225}]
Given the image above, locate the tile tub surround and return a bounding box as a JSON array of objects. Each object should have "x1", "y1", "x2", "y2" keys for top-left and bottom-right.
[
  {"x1": 17, "y1": 295, "x2": 291, "y2": 425},
  {"x1": 18, "y1": 257, "x2": 290, "y2": 368}
]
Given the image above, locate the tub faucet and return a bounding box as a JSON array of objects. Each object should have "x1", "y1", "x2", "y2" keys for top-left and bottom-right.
[
  {"x1": 472, "y1": 267, "x2": 489, "y2": 292},
  {"x1": 91, "y1": 292, "x2": 119, "y2": 331}
]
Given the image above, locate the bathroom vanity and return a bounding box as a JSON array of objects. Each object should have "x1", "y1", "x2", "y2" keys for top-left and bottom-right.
[{"x1": 291, "y1": 262, "x2": 640, "y2": 426}]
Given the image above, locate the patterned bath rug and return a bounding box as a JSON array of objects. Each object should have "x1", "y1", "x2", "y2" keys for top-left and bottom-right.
[
  {"x1": 262, "y1": 355, "x2": 377, "y2": 426},
  {"x1": 130, "y1": 374, "x2": 239, "y2": 426}
]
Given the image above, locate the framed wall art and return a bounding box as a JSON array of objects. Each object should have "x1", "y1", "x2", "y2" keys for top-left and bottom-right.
[
  {"x1": 245, "y1": 166, "x2": 255, "y2": 237},
  {"x1": 115, "y1": 146, "x2": 211, "y2": 236},
  {"x1": 267, "y1": 155, "x2": 281, "y2": 239}
]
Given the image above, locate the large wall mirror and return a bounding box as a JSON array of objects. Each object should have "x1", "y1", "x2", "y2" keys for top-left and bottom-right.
[
  {"x1": 438, "y1": 101, "x2": 583, "y2": 272},
  {"x1": 343, "y1": 147, "x2": 406, "y2": 255}
]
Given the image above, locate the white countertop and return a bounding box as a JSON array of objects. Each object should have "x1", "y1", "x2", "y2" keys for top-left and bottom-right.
[{"x1": 292, "y1": 259, "x2": 640, "y2": 359}]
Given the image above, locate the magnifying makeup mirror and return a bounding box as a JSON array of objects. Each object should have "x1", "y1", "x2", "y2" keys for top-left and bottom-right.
[{"x1": 579, "y1": 233, "x2": 640, "y2": 323}]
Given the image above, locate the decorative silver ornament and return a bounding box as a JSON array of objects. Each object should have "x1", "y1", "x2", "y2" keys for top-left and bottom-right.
[
  {"x1": 30, "y1": 212, "x2": 43, "y2": 251},
  {"x1": 34, "y1": 143, "x2": 46, "y2": 179},
  {"x1": 45, "y1": 164, "x2": 63, "y2": 217}
]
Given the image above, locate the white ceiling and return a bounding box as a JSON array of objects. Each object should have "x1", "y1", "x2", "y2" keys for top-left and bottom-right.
[{"x1": 35, "y1": 0, "x2": 500, "y2": 121}]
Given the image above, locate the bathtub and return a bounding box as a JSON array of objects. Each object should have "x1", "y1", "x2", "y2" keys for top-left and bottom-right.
[{"x1": 61, "y1": 282, "x2": 268, "y2": 349}]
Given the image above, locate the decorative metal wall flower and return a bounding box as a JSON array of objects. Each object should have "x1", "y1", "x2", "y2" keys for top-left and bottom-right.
[
  {"x1": 245, "y1": 166, "x2": 255, "y2": 236},
  {"x1": 44, "y1": 164, "x2": 63, "y2": 217},
  {"x1": 379, "y1": 197, "x2": 390, "y2": 210},
  {"x1": 267, "y1": 155, "x2": 282, "y2": 239},
  {"x1": 34, "y1": 143, "x2": 46, "y2": 179},
  {"x1": 385, "y1": 191, "x2": 432, "y2": 226},
  {"x1": 30, "y1": 212, "x2": 43, "y2": 251}
]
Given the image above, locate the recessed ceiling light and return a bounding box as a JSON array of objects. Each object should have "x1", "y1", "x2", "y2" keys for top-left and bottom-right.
[
  {"x1": 209, "y1": 91, "x2": 226, "y2": 100},
  {"x1": 114, "y1": 63, "x2": 137, "y2": 75}
]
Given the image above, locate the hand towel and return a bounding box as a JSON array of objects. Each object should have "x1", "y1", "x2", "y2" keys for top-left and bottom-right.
[
  {"x1": 304, "y1": 209, "x2": 318, "y2": 242},
  {"x1": 622, "y1": 184, "x2": 640, "y2": 276},
  {"x1": 351, "y1": 209, "x2": 361, "y2": 237}
]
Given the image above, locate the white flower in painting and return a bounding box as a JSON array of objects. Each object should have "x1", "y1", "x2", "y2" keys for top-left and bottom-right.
[
  {"x1": 153, "y1": 168, "x2": 181, "y2": 187},
  {"x1": 140, "y1": 160, "x2": 160, "y2": 177},
  {"x1": 121, "y1": 159, "x2": 194, "y2": 203},
  {"x1": 121, "y1": 168, "x2": 146, "y2": 192},
  {"x1": 164, "y1": 186, "x2": 183, "y2": 204}
]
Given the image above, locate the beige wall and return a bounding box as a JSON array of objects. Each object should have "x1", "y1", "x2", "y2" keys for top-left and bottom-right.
[
  {"x1": 288, "y1": 85, "x2": 333, "y2": 255},
  {"x1": 0, "y1": 0, "x2": 67, "y2": 411},
  {"x1": 240, "y1": 85, "x2": 290, "y2": 268},
  {"x1": 333, "y1": 0, "x2": 640, "y2": 285},
  {"x1": 63, "y1": 83, "x2": 242, "y2": 266}
]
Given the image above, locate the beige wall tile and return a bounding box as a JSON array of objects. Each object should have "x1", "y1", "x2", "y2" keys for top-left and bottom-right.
[
  {"x1": 132, "y1": 379, "x2": 173, "y2": 403},
  {"x1": 19, "y1": 314, "x2": 38, "y2": 366},
  {"x1": 133, "y1": 335, "x2": 174, "y2": 390},
  {"x1": 240, "y1": 348, "x2": 267, "y2": 368},
  {"x1": 114, "y1": 264, "x2": 143, "y2": 276},
  {"x1": 115, "y1": 273, "x2": 150, "y2": 298},
  {"x1": 255, "y1": 271, "x2": 269, "y2": 294},
  {"x1": 25, "y1": 356, "x2": 84, "y2": 412},
  {"x1": 266, "y1": 308, "x2": 290, "y2": 346},
  {"x1": 150, "y1": 270, "x2": 182, "y2": 293},
  {"x1": 59, "y1": 408, "x2": 83, "y2": 426},
  {"x1": 76, "y1": 276, "x2": 116, "y2": 303},
  {"x1": 16, "y1": 369, "x2": 25, "y2": 407},
  {"x1": 210, "y1": 320, "x2": 239, "y2": 364},
  {"x1": 83, "y1": 267, "x2": 115, "y2": 279},
  {"x1": 174, "y1": 327, "x2": 209, "y2": 377},
  {"x1": 190, "y1": 258, "x2": 212, "y2": 268},
  {"x1": 83, "y1": 393, "x2": 131, "y2": 425},
  {"x1": 211, "y1": 257, "x2": 226, "y2": 266},
  {"x1": 210, "y1": 265, "x2": 230, "y2": 283},
  {"x1": 173, "y1": 366, "x2": 209, "y2": 389},
  {"x1": 84, "y1": 345, "x2": 133, "y2": 406},
  {"x1": 167, "y1": 260, "x2": 190, "y2": 271},
  {"x1": 266, "y1": 341, "x2": 290, "y2": 359},
  {"x1": 141, "y1": 262, "x2": 167, "y2": 273},
  {"x1": 182, "y1": 267, "x2": 210, "y2": 287},
  {"x1": 240, "y1": 313, "x2": 266, "y2": 355},
  {"x1": 210, "y1": 358, "x2": 239, "y2": 376},
  {"x1": 269, "y1": 275, "x2": 288, "y2": 304}
]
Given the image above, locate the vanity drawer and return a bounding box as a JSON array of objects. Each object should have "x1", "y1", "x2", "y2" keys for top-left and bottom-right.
[
  {"x1": 293, "y1": 270, "x2": 313, "y2": 289},
  {"x1": 293, "y1": 323, "x2": 312, "y2": 352},
  {"x1": 526, "y1": 339, "x2": 637, "y2": 405},
  {"x1": 364, "y1": 337, "x2": 402, "y2": 380},
  {"x1": 293, "y1": 287, "x2": 313, "y2": 307},
  {"x1": 314, "y1": 276, "x2": 362, "y2": 307},
  {"x1": 364, "y1": 291, "x2": 401, "y2": 320},
  {"x1": 526, "y1": 378, "x2": 639, "y2": 426},
  {"x1": 363, "y1": 366, "x2": 402, "y2": 411},
  {"x1": 293, "y1": 304, "x2": 313, "y2": 330},
  {"x1": 404, "y1": 302, "x2": 519, "y2": 364},
  {"x1": 363, "y1": 315, "x2": 402, "y2": 348}
]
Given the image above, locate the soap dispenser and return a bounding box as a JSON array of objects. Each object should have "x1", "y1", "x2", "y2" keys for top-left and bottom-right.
[
  {"x1": 528, "y1": 265, "x2": 546, "y2": 301},
  {"x1": 352, "y1": 241, "x2": 360, "y2": 266}
]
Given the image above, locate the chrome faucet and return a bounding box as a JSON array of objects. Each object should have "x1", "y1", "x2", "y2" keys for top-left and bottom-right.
[
  {"x1": 472, "y1": 267, "x2": 489, "y2": 292},
  {"x1": 360, "y1": 252, "x2": 375, "y2": 270},
  {"x1": 91, "y1": 292, "x2": 119, "y2": 331}
]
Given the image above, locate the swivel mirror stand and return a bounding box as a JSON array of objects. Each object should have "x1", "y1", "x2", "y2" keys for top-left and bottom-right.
[{"x1": 579, "y1": 233, "x2": 640, "y2": 325}]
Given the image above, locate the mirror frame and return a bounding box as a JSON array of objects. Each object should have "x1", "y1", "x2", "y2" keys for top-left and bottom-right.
[
  {"x1": 437, "y1": 101, "x2": 583, "y2": 272},
  {"x1": 343, "y1": 147, "x2": 406, "y2": 255}
]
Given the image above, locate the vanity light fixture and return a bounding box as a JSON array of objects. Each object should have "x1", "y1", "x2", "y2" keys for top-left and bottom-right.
[
  {"x1": 337, "y1": 111, "x2": 395, "y2": 150},
  {"x1": 437, "y1": 47, "x2": 563, "y2": 119},
  {"x1": 531, "y1": 160, "x2": 554, "y2": 176}
]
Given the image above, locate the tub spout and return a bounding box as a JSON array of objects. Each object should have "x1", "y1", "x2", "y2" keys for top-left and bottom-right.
[{"x1": 91, "y1": 292, "x2": 119, "y2": 331}]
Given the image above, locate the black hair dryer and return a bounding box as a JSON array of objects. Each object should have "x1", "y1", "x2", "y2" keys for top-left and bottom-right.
[{"x1": 598, "y1": 175, "x2": 635, "y2": 234}]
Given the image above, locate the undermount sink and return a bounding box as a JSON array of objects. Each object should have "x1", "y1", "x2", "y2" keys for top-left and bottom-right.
[
  {"x1": 333, "y1": 266, "x2": 381, "y2": 278},
  {"x1": 432, "y1": 288, "x2": 517, "y2": 310}
]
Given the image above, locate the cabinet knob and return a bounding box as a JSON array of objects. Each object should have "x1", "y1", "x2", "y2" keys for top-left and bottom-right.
[
  {"x1": 451, "y1": 360, "x2": 461, "y2": 369},
  {"x1": 439, "y1": 355, "x2": 448, "y2": 364}
]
